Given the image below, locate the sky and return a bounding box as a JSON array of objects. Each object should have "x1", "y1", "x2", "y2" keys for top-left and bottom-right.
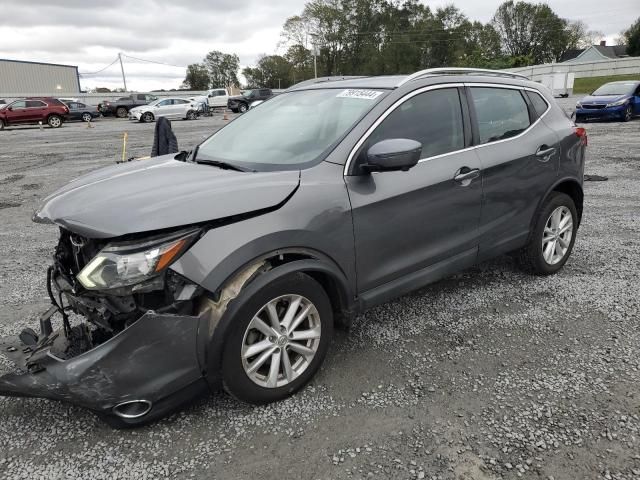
[{"x1": 0, "y1": 0, "x2": 637, "y2": 91}]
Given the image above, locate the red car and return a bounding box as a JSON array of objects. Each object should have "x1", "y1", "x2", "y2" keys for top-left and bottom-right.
[{"x1": 0, "y1": 97, "x2": 69, "y2": 130}]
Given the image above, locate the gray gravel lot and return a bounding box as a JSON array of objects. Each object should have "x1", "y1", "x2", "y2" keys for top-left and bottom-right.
[{"x1": 0, "y1": 100, "x2": 639, "y2": 480}]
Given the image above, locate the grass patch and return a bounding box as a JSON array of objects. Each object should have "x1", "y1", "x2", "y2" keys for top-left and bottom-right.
[{"x1": 573, "y1": 74, "x2": 640, "y2": 94}]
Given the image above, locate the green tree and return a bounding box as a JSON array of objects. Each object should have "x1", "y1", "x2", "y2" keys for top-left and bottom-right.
[
  {"x1": 182, "y1": 63, "x2": 210, "y2": 90},
  {"x1": 203, "y1": 50, "x2": 240, "y2": 88},
  {"x1": 624, "y1": 17, "x2": 640, "y2": 56}
]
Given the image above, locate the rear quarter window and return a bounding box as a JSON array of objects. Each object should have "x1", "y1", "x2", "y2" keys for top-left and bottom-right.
[{"x1": 525, "y1": 91, "x2": 550, "y2": 118}]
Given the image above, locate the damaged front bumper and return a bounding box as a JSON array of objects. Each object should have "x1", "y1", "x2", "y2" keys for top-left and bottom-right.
[{"x1": 0, "y1": 306, "x2": 210, "y2": 426}]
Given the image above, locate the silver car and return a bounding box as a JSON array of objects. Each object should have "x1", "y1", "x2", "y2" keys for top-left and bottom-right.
[{"x1": 129, "y1": 97, "x2": 199, "y2": 122}]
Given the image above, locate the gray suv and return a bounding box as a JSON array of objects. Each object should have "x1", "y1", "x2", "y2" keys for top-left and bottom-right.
[{"x1": 0, "y1": 68, "x2": 586, "y2": 426}]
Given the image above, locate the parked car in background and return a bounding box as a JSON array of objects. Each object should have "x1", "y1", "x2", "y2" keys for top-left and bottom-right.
[
  {"x1": 62, "y1": 101, "x2": 101, "y2": 122},
  {"x1": 98, "y1": 94, "x2": 158, "y2": 118},
  {"x1": 0, "y1": 97, "x2": 69, "y2": 130},
  {"x1": 205, "y1": 88, "x2": 229, "y2": 110},
  {"x1": 575, "y1": 80, "x2": 640, "y2": 122},
  {"x1": 0, "y1": 68, "x2": 587, "y2": 426},
  {"x1": 0, "y1": 99, "x2": 7, "y2": 106},
  {"x1": 128, "y1": 97, "x2": 200, "y2": 122},
  {"x1": 227, "y1": 88, "x2": 272, "y2": 113}
]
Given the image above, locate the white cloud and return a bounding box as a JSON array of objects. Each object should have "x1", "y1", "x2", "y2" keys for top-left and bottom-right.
[{"x1": 0, "y1": 0, "x2": 636, "y2": 91}]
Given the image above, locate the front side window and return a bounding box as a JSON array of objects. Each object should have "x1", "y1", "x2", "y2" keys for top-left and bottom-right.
[
  {"x1": 363, "y1": 88, "x2": 465, "y2": 161},
  {"x1": 197, "y1": 88, "x2": 388, "y2": 171},
  {"x1": 156, "y1": 100, "x2": 171, "y2": 107},
  {"x1": 10, "y1": 100, "x2": 26, "y2": 109},
  {"x1": 470, "y1": 87, "x2": 531, "y2": 144},
  {"x1": 217, "y1": 90, "x2": 226, "y2": 96}
]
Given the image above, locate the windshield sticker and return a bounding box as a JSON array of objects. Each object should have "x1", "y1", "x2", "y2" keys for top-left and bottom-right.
[{"x1": 337, "y1": 89, "x2": 383, "y2": 100}]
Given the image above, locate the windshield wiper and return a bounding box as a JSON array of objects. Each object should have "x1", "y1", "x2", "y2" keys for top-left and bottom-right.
[{"x1": 196, "y1": 159, "x2": 254, "y2": 172}]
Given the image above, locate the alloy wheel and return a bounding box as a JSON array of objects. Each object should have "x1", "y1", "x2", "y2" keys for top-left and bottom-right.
[
  {"x1": 624, "y1": 105, "x2": 632, "y2": 122},
  {"x1": 82, "y1": 113, "x2": 92, "y2": 122},
  {"x1": 542, "y1": 206, "x2": 573, "y2": 265},
  {"x1": 48, "y1": 116, "x2": 61, "y2": 128},
  {"x1": 241, "y1": 294, "x2": 321, "y2": 388}
]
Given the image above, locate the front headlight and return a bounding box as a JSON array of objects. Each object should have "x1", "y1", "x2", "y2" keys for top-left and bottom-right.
[
  {"x1": 606, "y1": 98, "x2": 628, "y2": 107},
  {"x1": 77, "y1": 229, "x2": 199, "y2": 290},
  {"x1": 575, "y1": 102, "x2": 582, "y2": 108}
]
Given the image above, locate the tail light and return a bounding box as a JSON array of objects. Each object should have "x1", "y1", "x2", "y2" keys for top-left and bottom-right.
[{"x1": 574, "y1": 127, "x2": 587, "y2": 146}]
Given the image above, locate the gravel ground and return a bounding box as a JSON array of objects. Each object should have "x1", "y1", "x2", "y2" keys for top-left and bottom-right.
[{"x1": 0, "y1": 99, "x2": 639, "y2": 480}]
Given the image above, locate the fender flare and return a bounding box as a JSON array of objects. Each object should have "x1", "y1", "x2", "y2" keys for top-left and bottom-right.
[{"x1": 532, "y1": 176, "x2": 584, "y2": 229}]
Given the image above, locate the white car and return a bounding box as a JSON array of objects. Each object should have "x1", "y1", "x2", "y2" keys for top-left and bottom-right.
[
  {"x1": 205, "y1": 88, "x2": 229, "y2": 109},
  {"x1": 128, "y1": 98, "x2": 199, "y2": 123}
]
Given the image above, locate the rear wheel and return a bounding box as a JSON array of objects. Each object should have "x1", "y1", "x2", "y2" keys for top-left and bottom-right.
[
  {"x1": 116, "y1": 107, "x2": 128, "y2": 118},
  {"x1": 519, "y1": 192, "x2": 578, "y2": 275},
  {"x1": 142, "y1": 112, "x2": 154, "y2": 123},
  {"x1": 47, "y1": 115, "x2": 62, "y2": 128},
  {"x1": 221, "y1": 272, "x2": 333, "y2": 404},
  {"x1": 81, "y1": 112, "x2": 92, "y2": 122},
  {"x1": 622, "y1": 104, "x2": 633, "y2": 122}
]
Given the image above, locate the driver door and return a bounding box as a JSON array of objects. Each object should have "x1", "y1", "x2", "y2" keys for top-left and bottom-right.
[
  {"x1": 5, "y1": 100, "x2": 29, "y2": 124},
  {"x1": 344, "y1": 87, "x2": 482, "y2": 300}
]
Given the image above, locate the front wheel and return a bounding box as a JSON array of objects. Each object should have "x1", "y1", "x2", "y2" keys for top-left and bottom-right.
[
  {"x1": 622, "y1": 104, "x2": 633, "y2": 122},
  {"x1": 186, "y1": 110, "x2": 197, "y2": 120},
  {"x1": 81, "y1": 112, "x2": 93, "y2": 122},
  {"x1": 519, "y1": 192, "x2": 578, "y2": 275},
  {"x1": 221, "y1": 272, "x2": 333, "y2": 404},
  {"x1": 47, "y1": 115, "x2": 62, "y2": 128},
  {"x1": 141, "y1": 112, "x2": 154, "y2": 123},
  {"x1": 238, "y1": 103, "x2": 248, "y2": 113}
]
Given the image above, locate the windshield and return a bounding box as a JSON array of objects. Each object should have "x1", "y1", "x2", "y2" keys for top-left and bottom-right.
[
  {"x1": 592, "y1": 82, "x2": 636, "y2": 96},
  {"x1": 242, "y1": 90, "x2": 253, "y2": 98},
  {"x1": 196, "y1": 88, "x2": 387, "y2": 171}
]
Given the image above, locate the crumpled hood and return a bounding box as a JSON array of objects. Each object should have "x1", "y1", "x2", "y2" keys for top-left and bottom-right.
[
  {"x1": 580, "y1": 94, "x2": 629, "y2": 104},
  {"x1": 34, "y1": 155, "x2": 300, "y2": 238}
]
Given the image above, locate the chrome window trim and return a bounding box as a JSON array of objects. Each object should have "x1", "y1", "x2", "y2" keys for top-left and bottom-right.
[{"x1": 343, "y1": 82, "x2": 551, "y2": 175}]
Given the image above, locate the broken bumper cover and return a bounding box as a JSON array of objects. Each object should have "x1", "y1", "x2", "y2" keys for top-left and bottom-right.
[{"x1": 0, "y1": 309, "x2": 209, "y2": 424}]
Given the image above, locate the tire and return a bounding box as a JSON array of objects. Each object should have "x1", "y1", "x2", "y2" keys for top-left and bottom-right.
[
  {"x1": 0, "y1": 119, "x2": 4, "y2": 131},
  {"x1": 47, "y1": 115, "x2": 62, "y2": 128},
  {"x1": 574, "y1": 115, "x2": 584, "y2": 123},
  {"x1": 142, "y1": 112, "x2": 154, "y2": 123},
  {"x1": 116, "y1": 107, "x2": 128, "y2": 118},
  {"x1": 622, "y1": 104, "x2": 633, "y2": 122},
  {"x1": 221, "y1": 272, "x2": 333, "y2": 404},
  {"x1": 238, "y1": 103, "x2": 248, "y2": 113},
  {"x1": 519, "y1": 192, "x2": 578, "y2": 275},
  {"x1": 186, "y1": 110, "x2": 197, "y2": 120},
  {"x1": 81, "y1": 112, "x2": 92, "y2": 122}
]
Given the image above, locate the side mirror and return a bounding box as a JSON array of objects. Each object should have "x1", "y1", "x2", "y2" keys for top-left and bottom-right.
[
  {"x1": 7, "y1": 106, "x2": 12, "y2": 111},
  {"x1": 362, "y1": 138, "x2": 422, "y2": 173}
]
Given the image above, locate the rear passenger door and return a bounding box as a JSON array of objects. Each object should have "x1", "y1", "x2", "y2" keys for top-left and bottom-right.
[
  {"x1": 467, "y1": 85, "x2": 559, "y2": 260},
  {"x1": 345, "y1": 86, "x2": 482, "y2": 297}
]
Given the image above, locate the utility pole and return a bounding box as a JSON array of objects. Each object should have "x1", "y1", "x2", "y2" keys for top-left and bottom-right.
[
  {"x1": 118, "y1": 52, "x2": 128, "y2": 91},
  {"x1": 310, "y1": 34, "x2": 319, "y2": 79}
]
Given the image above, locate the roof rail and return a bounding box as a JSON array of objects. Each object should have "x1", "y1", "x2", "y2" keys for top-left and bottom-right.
[
  {"x1": 397, "y1": 68, "x2": 529, "y2": 87},
  {"x1": 286, "y1": 76, "x2": 368, "y2": 91}
]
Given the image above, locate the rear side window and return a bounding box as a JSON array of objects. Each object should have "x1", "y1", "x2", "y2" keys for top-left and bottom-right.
[
  {"x1": 470, "y1": 87, "x2": 531, "y2": 144},
  {"x1": 365, "y1": 88, "x2": 464, "y2": 160},
  {"x1": 26, "y1": 100, "x2": 46, "y2": 107},
  {"x1": 525, "y1": 91, "x2": 549, "y2": 118}
]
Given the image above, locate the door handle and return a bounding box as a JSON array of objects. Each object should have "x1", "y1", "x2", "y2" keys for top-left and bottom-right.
[
  {"x1": 453, "y1": 167, "x2": 480, "y2": 184},
  {"x1": 535, "y1": 145, "x2": 556, "y2": 161}
]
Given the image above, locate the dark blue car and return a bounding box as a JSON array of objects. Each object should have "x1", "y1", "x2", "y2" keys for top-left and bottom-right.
[{"x1": 575, "y1": 80, "x2": 640, "y2": 122}]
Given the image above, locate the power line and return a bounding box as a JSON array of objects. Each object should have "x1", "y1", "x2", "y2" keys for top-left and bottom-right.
[
  {"x1": 78, "y1": 57, "x2": 119, "y2": 76},
  {"x1": 121, "y1": 54, "x2": 187, "y2": 69}
]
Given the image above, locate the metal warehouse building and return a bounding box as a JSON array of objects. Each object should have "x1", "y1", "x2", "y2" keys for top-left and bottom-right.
[{"x1": 0, "y1": 59, "x2": 80, "y2": 95}]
